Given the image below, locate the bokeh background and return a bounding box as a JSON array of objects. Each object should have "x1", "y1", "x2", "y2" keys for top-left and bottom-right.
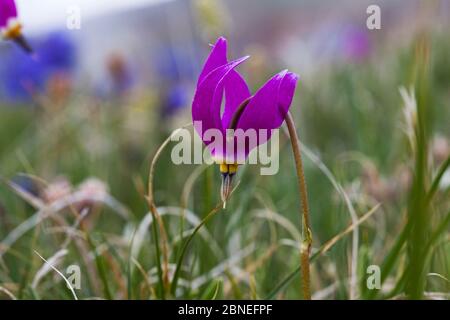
[{"x1": 0, "y1": 0, "x2": 449, "y2": 300}]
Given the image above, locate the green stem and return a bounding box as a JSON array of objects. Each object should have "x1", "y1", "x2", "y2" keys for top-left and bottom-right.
[{"x1": 150, "y1": 211, "x2": 165, "y2": 299}]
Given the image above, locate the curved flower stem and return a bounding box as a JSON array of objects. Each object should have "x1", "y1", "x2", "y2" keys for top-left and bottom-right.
[{"x1": 285, "y1": 111, "x2": 312, "y2": 300}]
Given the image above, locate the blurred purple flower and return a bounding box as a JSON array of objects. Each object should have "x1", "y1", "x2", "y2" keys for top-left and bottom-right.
[
  {"x1": 38, "y1": 32, "x2": 76, "y2": 72},
  {"x1": 341, "y1": 26, "x2": 371, "y2": 61},
  {"x1": 193, "y1": 37, "x2": 298, "y2": 167},
  {"x1": 162, "y1": 83, "x2": 188, "y2": 117},
  {"x1": 155, "y1": 46, "x2": 195, "y2": 82},
  {"x1": 1, "y1": 31, "x2": 76, "y2": 102},
  {"x1": 2, "y1": 49, "x2": 46, "y2": 101}
]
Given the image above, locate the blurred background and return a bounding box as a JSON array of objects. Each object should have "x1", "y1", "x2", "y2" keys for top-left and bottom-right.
[{"x1": 0, "y1": 0, "x2": 449, "y2": 300}]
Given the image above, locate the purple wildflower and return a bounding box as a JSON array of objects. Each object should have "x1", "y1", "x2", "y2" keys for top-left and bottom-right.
[
  {"x1": 162, "y1": 83, "x2": 188, "y2": 117},
  {"x1": 2, "y1": 49, "x2": 45, "y2": 101},
  {"x1": 192, "y1": 37, "x2": 298, "y2": 201},
  {"x1": 1, "y1": 32, "x2": 76, "y2": 102},
  {"x1": 0, "y1": 0, "x2": 32, "y2": 52},
  {"x1": 38, "y1": 32, "x2": 76, "y2": 73},
  {"x1": 341, "y1": 26, "x2": 371, "y2": 62}
]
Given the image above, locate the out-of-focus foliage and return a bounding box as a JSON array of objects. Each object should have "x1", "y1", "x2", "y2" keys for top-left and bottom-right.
[{"x1": 0, "y1": 0, "x2": 448, "y2": 300}]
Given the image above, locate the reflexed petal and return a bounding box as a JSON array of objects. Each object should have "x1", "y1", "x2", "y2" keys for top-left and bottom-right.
[
  {"x1": 0, "y1": 0, "x2": 17, "y2": 28},
  {"x1": 237, "y1": 70, "x2": 298, "y2": 131},
  {"x1": 192, "y1": 56, "x2": 249, "y2": 143},
  {"x1": 235, "y1": 70, "x2": 298, "y2": 153},
  {"x1": 197, "y1": 37, "x2": 227, "y2": 86},
  {"x1": 277, "y1": 72, "x2": 299, "y2": 121}
]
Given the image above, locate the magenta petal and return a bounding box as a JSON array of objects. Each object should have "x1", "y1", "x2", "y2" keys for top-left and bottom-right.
[
  {"x1": 221, "y1": 70, "x2": 251, "y2": 130},
  {"x1": 236, "y1": 70, "x2": 298, "y2": 153},
  {"x1": 277, "y1": 72, "x2": 299, "y2": 123},
  {"x1": 237, "y1": 70, "x2": 298, "y2": 131},
  {"x1": 198, "y1": 38, "x2": 250, "y2": 130},
  {"x1": 192, "y1": 56, "x2": 250, "y2": 143},
  {"x1": 0, "y1": 0, "x2": 17, "y2": 28},
  {"x1": 197, "y1": 37, "x2": 227, "y2": 86}
]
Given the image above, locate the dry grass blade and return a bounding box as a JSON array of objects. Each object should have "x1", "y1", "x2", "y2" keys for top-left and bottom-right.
[
  {"x1": 5, "y1": 179, "x2": 45, "y2": 210},
  {"x1": 427, "y1": 272, "x2": 449, "y2": 283},
  {"x1": 254, "y1": 209, "x2": 302, "y2": 243},
  {"x1": 0, "y1": 286, "x2": 17, "y2": 300},
  {"x1": 0, "y1": 194, "x2": 129, "y2": 258},
  {"x1": 317, "y1": 203, "x2": 381, "y2": 256},
  {"x1": 131, "y1": 257, "x2": 155, "y2": 299},
  {"x1": 32, "y1": 249, "x2": 68, "y2": 289},
  {"x1": 34, "y1": 250, "x2": 78, "y2": 300}
]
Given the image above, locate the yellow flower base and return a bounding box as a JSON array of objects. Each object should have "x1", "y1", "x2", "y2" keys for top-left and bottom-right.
[
  {"x1": 218, "y1": 163, "x2": 238, "y2": 174},
  {"x1": 2, "y1": 21, "x2": 22, "y2": 40}
]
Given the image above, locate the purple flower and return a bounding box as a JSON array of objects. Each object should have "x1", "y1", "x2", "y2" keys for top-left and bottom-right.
[
  {"x1": 162, "y1": 83, "x2": 188, "y2": 117},
  {"x1": 341, "y1": 26, "x2": 370, "y2": 62},
  {"x1": 2, "y1": 49, "x2": 45, "y2": 101},
  {"x1": 0, "y1": 0, "x2": 32, "y2": 52},
  {"x1": 192, "y1": 37, "x2": 298, "y2": 201},
  {"x1": 38, "y1": 32, "x2": 76, "y2": 72},
  {"x1": 1, "y1": 32, "x2": 76, "y2": 102},
  {"x1": 0, "y1": 0, "x2": 17, "y2": 31}
]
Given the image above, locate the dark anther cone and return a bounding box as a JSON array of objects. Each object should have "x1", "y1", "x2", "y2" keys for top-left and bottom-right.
[{"x1": 12, "y1": 34, "x2": 33, "y2": 54}]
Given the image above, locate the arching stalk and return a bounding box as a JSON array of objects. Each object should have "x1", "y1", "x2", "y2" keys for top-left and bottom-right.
[{"x1": 285, "y1": 111, "x2": 312, "y2": 300}]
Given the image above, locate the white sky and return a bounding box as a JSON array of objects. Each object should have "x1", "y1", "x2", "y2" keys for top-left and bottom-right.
[{"x1": 16, "y1": 0, "x2": 173, "y2": 32}]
